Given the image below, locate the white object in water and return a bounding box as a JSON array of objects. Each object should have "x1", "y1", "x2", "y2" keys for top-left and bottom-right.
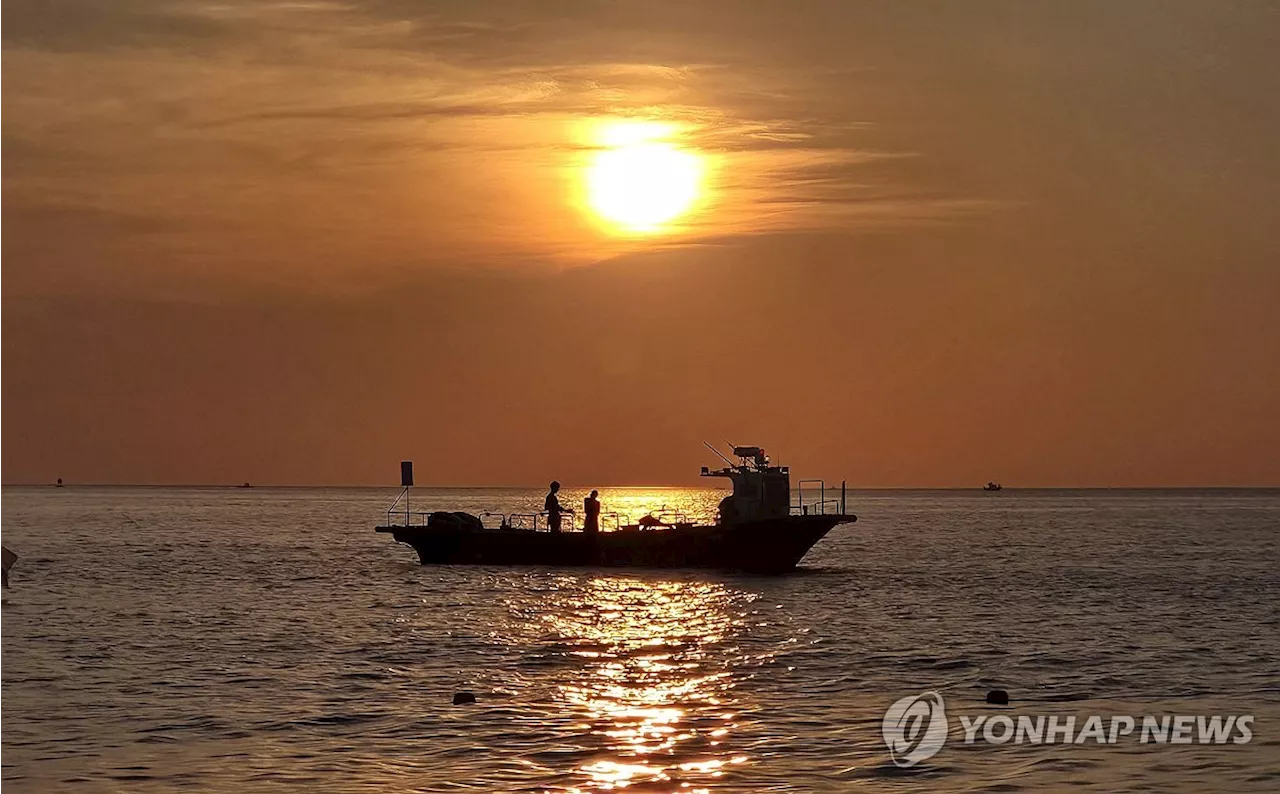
[{"x1": 0, "y1": 542, "x2": 16, "y2": 586}]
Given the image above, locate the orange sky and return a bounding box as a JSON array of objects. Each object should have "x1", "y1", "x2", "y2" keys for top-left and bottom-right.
[{"x1": 3, "y1": 1, "x2": 1278, "y2": 486}]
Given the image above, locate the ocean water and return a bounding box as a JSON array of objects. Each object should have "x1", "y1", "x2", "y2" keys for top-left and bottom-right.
[{"x1": 2, "y1": 486, "x2": 1278, "y2": 792}]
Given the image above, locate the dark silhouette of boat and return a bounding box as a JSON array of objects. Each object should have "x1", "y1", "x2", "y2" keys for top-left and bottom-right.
[
  {"x1": 2, "y1": 546, "x2": 16, "y2": 588},
  {"x1": 376, "y1": 446, "x2": 856, "y2": 574},
  {"x1": 983, "y1": 481, "x2": 1003, "y2": 491}
]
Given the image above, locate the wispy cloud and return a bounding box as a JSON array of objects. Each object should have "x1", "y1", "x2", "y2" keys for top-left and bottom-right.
[{"x1": 1, "y1": 1, "x2": 1053, "y2": 294}]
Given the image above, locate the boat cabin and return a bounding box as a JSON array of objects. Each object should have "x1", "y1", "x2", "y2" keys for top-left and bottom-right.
[{"x1": 701, "y1": 446, "x2": 791, "y2": 525}]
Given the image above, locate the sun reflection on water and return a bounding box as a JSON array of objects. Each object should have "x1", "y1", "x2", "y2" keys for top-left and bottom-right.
[
  {"x1": 539, "y1": 577, "x2": 753, "y2": 792},
  {"x1": 556, "y1": 487, "x2": 724, "y2": 529}
]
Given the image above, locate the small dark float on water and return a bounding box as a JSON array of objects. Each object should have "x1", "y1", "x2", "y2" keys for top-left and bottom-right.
[{"x1": 376, "y1": 446, "x2": 856, "y2": 574}]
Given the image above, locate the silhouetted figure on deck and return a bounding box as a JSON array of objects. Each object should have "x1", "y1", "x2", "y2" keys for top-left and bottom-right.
[
  {"x1": 583, "y1": 490, "x2": 601, "y2": 535},
  {"x1": 545, "y1": 481, "x2": 571, "y2": 532}
]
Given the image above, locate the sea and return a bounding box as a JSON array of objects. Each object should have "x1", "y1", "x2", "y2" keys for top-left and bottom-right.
[{"x1": 2, "y1": 486, "x2": 1278, "y2": 792}]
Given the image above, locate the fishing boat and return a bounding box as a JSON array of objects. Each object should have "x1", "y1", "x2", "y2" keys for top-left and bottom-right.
[
  {"x1": 375, "y1": 446, "x2": 856, "y2": 574},
  {"x1": 983, "y1": 481, "x2": 1003, "y2": 491}
]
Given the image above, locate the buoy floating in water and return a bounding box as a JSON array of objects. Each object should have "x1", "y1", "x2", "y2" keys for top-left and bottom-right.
[
  {"x1": 452, "y1": 692, "x2": 476, "y2": 705},
  {"x1": 986, "y1": 689, "x2": 1010, "y2": 705}
]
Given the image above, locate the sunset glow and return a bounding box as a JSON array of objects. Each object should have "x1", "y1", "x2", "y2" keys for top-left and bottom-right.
[
  {"x1": 4, "y1": 3, "x2": 1280, "y2": 792},
  {"x1": 4, "y1": 2, "x2": 1277, "y2": 490}
]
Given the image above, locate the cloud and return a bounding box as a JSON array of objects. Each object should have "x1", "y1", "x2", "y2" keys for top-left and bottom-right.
[
  {"x1": 10, "y1": 0, "x2": 1275, "y2": 303},
  {"x1": 4, "y1": 1, "x2": 956, "y2": 298},
  {"x1": 2, "y1": 0, "x2": 233, "y2": 53}
]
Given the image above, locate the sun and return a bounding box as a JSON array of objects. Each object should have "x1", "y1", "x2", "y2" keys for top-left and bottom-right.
[{"x1": 584, "y1": 122, "x2": 704, "y2": 235}]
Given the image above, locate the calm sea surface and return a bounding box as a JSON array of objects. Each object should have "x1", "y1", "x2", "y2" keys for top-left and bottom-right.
[{"x1": 2, "y1": 486, "x2": 1278, "y2": 792}]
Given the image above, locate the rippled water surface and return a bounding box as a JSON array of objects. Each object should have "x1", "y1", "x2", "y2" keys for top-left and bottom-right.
[{"x1": 3, "y1": 487, "x2": 1278, "y2": 792}]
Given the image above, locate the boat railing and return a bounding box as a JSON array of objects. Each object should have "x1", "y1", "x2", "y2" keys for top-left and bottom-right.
[
  {"x1": 506, "y1": 511, "x2": 628, "y2": 531},
  {"x1": 797, "y1": 498, "x2": 843, "y2": 515},
  {"x1": 623, "y1": 507, "x2": 693, "y2": 530},
  {"x1": 385, "y1": 508, "x2": 434, "y2": 527},
  {"x1": 387, "y1": 509, "x2": 631, "y2": 532},
  {"x1": 542, "y1": 510, "x2": 573, "y2": 531},
  {"x1": 654, "y1": 508, "x2": 690, "y2": 524},
  {"x1": 506, "y1": 512, "x2": 540, "y2": 530},
  {"x1": 509, "y1": 511, "x2": 579, "y2": 531},
  {"x1": 794, "y1": 479, "x2": 849, "y2": 516},
  {"x1": 385, "y1": 486, "x2": 418, "y2": 526}
]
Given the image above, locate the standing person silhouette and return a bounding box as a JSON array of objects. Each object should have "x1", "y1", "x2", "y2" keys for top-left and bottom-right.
[
  {"x1": 583, "y1": 490, "x2": 601, "y2": 535},
  {"x1": 545, "y1": 481, "x2": 570, "y2": 532}
]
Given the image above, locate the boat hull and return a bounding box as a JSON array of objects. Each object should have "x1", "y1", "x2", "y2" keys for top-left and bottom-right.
[{"x1": 376, "y1": 514, "x2": 854, "y2": 574}]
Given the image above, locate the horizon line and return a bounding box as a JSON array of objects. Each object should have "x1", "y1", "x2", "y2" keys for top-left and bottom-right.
[{"x1": 4, "y1": 482, "x2": 1279, "y2": 491}]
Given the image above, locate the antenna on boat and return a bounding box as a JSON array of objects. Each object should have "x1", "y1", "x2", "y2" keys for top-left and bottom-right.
[{"x1": 703, "y1": 441, "x2": 735, "y2": 468}]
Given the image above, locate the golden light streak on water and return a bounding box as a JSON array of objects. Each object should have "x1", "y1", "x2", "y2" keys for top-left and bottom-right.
[{"x1": 546, "y1": 578, "x2": 747, "y2": 791}]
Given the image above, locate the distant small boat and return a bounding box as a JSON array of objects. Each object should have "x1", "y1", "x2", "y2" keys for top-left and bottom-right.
[
  {"x1": 238, "y1": 482, "x2": 253, "y2": 488},
  {"x1": 983, "y1": 482, "x2": 1003, "y2": 491},
  {"x1": 55, "y1": 477, "x2": 64, "y2": 488}
]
